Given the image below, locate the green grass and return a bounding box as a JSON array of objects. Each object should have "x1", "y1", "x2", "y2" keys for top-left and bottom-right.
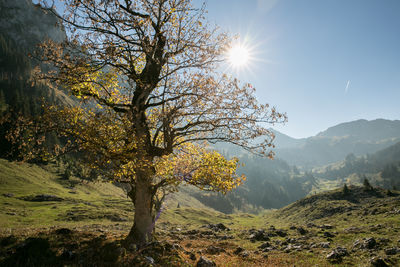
[{"x1": 1, "y1": 159, "x2": 400, "y2": 266}]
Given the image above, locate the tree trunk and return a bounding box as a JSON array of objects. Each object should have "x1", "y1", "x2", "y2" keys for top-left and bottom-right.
[{"x1": 125, "y1": 171, "x2": 155, "y2": 247}]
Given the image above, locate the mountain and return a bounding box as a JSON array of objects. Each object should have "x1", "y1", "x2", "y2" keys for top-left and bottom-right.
[
  {"x1": 270, "y1": 128, "x2": 305, "y2": 149},
  {"x1": 312, "y1": 141, "x2": 400, "y2": 190},
  {"x1": 273, "y1": 119, "x2": 400, "y2": 168},
  {"x1": 0, "y1": 0, "x2": 75, "y2": 158},
  {"x1": 0, "y1": 0, "x2": 65, "y2": 46},
  {"x1": 317, "y1": 119, "x2": 400, "y2": 141}
]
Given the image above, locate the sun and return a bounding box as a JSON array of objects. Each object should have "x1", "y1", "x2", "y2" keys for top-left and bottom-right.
[{"x1": 228, "y1": 44, "x2": 250, "y2": 68}]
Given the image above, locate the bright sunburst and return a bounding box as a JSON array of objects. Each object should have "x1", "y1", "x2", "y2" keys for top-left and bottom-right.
[{"x1": 228, "y1": 44, "x2": 250, "y2": 68}]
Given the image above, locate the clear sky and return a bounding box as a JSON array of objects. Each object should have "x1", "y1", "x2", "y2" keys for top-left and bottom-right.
[{"x1": 202, "y1": 0, "x2": 400, "y2": 138}]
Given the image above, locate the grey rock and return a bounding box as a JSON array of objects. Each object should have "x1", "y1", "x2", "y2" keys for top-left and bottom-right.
[
  {"x1": 275, "y1": 229, "x2": 287, "y2": 237},
  {"x1": 370, "y1": 256, "x2": 389, "y2": 267},
  {"x1": 319, "y1": 242, "x2": 331, "y2": 248},
  {"x1": 258, "y1": 242, "x2": 271, "y2": 250},
  {"x1": 249, "y1": 229, "x2": 270, "y2": 241},
  {"x1": 206, "y1": 245, "x2": 225, "y2": 255},
  {"x1": 384, "y1": 247, "x2": 400, "y2": 255},
  {"x1": 2, "y1": 193, "x2": 14, "y2": 197},
  {"x1": 321, "y1": 224, "x2": 333, "y2": 229},
  {"x1": 326, "y1": 247, "x2": 348, "y2": 262},
  {"x1": 233, "y1": 246, "x2": 244, "y2": 255},
  {"x1": 145, "y1": 256, "x2": 155, "y2": 265},
  {"x1": 240, "y1": 251, "x2": 249, "y2": 257},
  {"x1": 196, "y1": 256, "x2": 216, "y2": 267},
  {"x1": 363, "y1": 238, "x2": 377, "y2": 249},
  {"x1": 206, "y1": 223, "x2": 230, "y2": 232},
  {"x1": 306, "y1": 222, "x2": 317, "y2": 228},
  {"x1": 323, "y1": 232, "x2": 335, "y2": 238},
  {"x1": 297, "y1": 227, "x2": 308, "y2": 235}
]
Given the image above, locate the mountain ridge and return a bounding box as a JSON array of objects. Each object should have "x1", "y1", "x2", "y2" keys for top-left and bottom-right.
[{"x1": 271, "y1": 119, "x2": 400, "y2": 168}]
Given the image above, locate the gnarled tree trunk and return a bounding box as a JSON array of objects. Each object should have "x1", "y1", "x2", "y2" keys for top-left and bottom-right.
[{"x1": 126, "y1": 172, "x2": 155, "y2": 246}]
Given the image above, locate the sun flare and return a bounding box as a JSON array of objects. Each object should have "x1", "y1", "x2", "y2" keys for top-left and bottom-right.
[{"x1": 228, "y1": 44, "x2": 250, "y2": 68}]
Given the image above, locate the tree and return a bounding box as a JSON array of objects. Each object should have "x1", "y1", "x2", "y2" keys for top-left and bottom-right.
[
  {"x1": 32, "y1": 0, "x2": 286, "y2": 246},
  {"x1": 363, "y1": 176, "x2": 373, "y2": 191},
  {"x1": 342, "y1": 183, "x2": 349, "y2": 195}
]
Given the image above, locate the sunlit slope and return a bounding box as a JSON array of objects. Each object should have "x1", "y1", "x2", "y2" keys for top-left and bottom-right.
[{"x1": 0, "y1": 159, "x2": 214, "y2": 228}]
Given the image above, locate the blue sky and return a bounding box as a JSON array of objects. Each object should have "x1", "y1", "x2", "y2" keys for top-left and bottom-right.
[{"x1": 203, "y1": 0, "x2": 400, "y2": 138}]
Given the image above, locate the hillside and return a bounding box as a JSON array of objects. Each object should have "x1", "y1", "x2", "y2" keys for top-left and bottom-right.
[
  {"x1": 1, "y1": 161, "x2": 400, "y2": 266},
  {"x1": 0, "y1": 0, "x2": 75, "y2": 158},
  {"x1": 0, "y1": 159, "x2": 216, "y2": 229},
  {"x1": 311, "y1": 141, "x2": 400, "y2": 192}
]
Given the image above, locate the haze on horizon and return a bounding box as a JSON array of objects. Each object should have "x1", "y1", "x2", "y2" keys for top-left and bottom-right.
[{"x1": 204, "y1": 0, "x2": 400, "y2": 139}]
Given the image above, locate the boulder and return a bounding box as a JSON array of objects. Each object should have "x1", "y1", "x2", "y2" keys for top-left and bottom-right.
[
  {"x1": 384, "y1": 247, "x2": 400, "y2": 255},
  {"x1": 370, "y1": 257, "x2": 389, "y2": 267},
  {"x1": 206, "y1": 245, "x2": 225, "y2": 255},
  {"x1": 196, "y1": 256, "x2": 216, "y2": 267},
  {"x1": 297, "y1": 227, "x2": 308, "y2": 235},
  {"x1": 326, "y1": 247, "x2": 348, "y2": 262},
  {"x1": 363, "y1": 238, "x2": 377, "y2": 249},
  {"x1": 233, "y1": 247, "x2": 244, "y2": 255}
]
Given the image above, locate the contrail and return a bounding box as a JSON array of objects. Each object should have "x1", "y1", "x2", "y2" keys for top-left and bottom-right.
[{"x1": 345, "y1": 80, "x2": 350, "y2": 94}]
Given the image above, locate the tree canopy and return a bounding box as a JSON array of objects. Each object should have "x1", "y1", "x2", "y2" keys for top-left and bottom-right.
[{"x1": 30, "y1": 0, "x2": 286, "y2": 245}]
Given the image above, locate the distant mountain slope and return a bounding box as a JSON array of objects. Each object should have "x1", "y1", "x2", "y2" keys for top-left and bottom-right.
[
  {"x1": 273, "y1": 119, "x2": 400, "y2": 168},
  {"x1": 0, "y1": 0, "x2": 65, "y2": 47},
  {"x1": 312, "y1": 141, "x2": 400, "y2": 190},
  {"x1": 0, "y1": 0, "x2": 76, "y2": 157},
  {"x1": 270, "y1": 128, "x2": 305, "y2": 149},
  {"x1": 317, "y1": 119, "x2": 400, "y2": 141}
]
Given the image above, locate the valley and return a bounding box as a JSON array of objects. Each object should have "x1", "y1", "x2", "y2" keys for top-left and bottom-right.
[{"x1": 1, "y1": 159, "x2": 400, "y2": 266}]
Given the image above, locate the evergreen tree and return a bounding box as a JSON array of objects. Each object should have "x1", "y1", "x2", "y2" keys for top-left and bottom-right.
[{"x1": 363, "y1": 177, "x2": 373, "y2": 191}]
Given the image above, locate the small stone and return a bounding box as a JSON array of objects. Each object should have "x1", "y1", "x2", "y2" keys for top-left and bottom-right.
[
  {"x1": 145, "y1": 256, "x2": 155, "y2": 265},
  {"x1": 306, "y1": 222, "x2": 316, "y2": 228},
  {"x1": 323, "y1": 232, "x2": 335, "y2": 238},
  {"x1": 321, "y1": 224, "x2": 333, "y2": 229},
  {"x1": 275, "y1": 229, "x2": 287, "y2": 237},
  {"x1": 233, "y1": 247, "x2": 244, "y2": 255},
  {"x1": 2, "y1": 193, "x2": 14, "y2": 197},
  {"x1": 258, "y1": 242, "x2": 271, "y2": 250},
  {"x1": 189, "y1": 252, "x2": 196, "y2": 260},
  {"x1": 319, "y1": 242, "x2": 330, "y2": 248},
  {"x1": 297, "y1": 227, "x2": 308, "y2": 235},
  {"x1": 240, "y1": 251, "x2": 249, "y2": 257}
]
